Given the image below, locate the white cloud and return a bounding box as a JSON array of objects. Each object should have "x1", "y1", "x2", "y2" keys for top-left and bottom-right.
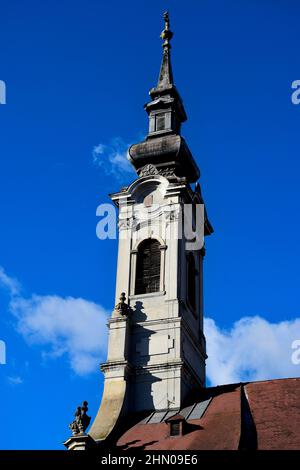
[
  {"x1": 7, "y1": 376, "x2": 23, "y2": 386},
  {"x1": 93, "y1": 143, "x2": 106, "y2": 157},
  {"x1": 1, "y1": 266, "x2": 300, "y2": 383},
  {"x1": 9, "y1": 294, "x2": 109, "y2": 375},
  {"x1": 92, "y1": 137, "x2": 135, "y2": 178},
  {"x1": 205, "y1": 316, "x2": 300, "y2": 386},
  {"x1": 0, "y1": 266, "x2": 21, "y2": 297},
  {"x1": 0, "y1": 266, "x2": 109, "y2": 376}
]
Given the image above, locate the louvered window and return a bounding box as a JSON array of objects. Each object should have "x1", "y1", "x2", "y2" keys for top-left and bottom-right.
[
  {"x1": 135, "y1": 239, "x2": 161, "y2": 294},
  {"x1": 155, "y1": 114, "x2": 165, "y2": 131},
  {"x1": 187, "y1": 253, "x2": 196, "y2": 312},
  {"x1": 192, "y1": 200, "x2": 197, "y2": 233}
]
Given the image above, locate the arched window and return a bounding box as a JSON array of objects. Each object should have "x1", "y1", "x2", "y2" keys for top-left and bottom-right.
[
  {"x1": 187, "y1": 253, "x2": 196, "y2": 312},
  {"x1": 192, "y1": 199, "x2": 197, "y2": 233},
  {"x1": 135, "y1": 239, "x2": 161, "y2": 294}
]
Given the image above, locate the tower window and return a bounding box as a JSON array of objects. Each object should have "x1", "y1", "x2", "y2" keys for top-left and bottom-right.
[
  {"x1": 165, "y1": 414, "x2": 186, "y2": 438},
  {"x1": 192, "y1": 200, "x2": 197, "y2": 233},
  {"x1": 187, "y1": 253, "x2": 196, "y2": 312},
  {"x1": 135, "y1": 239, "x2": 161, "y2": 294},
  {"x1": 170, "y1": 422, "x2": 180, "y2": 436},
  {"x1": 155, "y1": 114, "x2": 165, "y2": 131}
]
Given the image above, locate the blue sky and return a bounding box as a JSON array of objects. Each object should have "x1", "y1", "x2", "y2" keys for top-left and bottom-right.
[{"x1": 0, "y1": 0, "x2": 300, "y2": 450}]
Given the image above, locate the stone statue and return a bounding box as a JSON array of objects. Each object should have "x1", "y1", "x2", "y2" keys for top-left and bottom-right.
[
  {"x1": 114, "y1": 292, "x2": 130, "y2": 316},
  {"x1": 69, "y1": 401, "x2": 91, "y2": 435}
]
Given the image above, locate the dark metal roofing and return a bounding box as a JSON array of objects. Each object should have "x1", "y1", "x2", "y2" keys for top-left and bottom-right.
[{"x1": 135, "y1": 398, "x2": 212, "y2": 427}]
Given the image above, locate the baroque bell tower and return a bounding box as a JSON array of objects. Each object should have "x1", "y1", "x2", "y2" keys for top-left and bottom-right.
[{"x1": 89, "y1": 12, "x2": 213, "y2": 443}]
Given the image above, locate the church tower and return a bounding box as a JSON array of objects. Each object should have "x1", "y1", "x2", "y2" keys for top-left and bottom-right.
[{"x1": 89, "y1": 12, "x2": 213, "y2": 443}]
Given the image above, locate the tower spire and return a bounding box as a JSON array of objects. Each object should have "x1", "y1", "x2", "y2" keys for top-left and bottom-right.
[
  {"x1": 157, "y1": 11, "x2": 174, "y2": 89},
  {"x1": 128, "y1": 11, "x2": 200, "y2": 183}
]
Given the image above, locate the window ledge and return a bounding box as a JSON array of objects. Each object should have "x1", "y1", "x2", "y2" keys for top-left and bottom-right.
[{"x1": 129, "y1": 291, "x2": 166, "y2": 300}]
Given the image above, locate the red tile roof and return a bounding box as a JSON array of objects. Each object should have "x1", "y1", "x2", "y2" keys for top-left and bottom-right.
[
  {"x1": 112, "y1": 378, "x2": 300, "y2": 450},
  {"x1": 245, "y1": 378, "x2": 300, "y2": 450}
]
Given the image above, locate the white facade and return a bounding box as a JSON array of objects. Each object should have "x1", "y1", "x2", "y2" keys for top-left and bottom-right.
[{"x1": 99, "y1": 175, "x2": 206, "y2": 416}]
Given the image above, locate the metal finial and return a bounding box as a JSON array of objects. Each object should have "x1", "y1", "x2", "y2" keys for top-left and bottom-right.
[
  {"x1": 163, "y1": 11, "x2": 170, "y2": 30},
  {"x1": 160, "y1": 11, "x2": 173, "y2": 46}
]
